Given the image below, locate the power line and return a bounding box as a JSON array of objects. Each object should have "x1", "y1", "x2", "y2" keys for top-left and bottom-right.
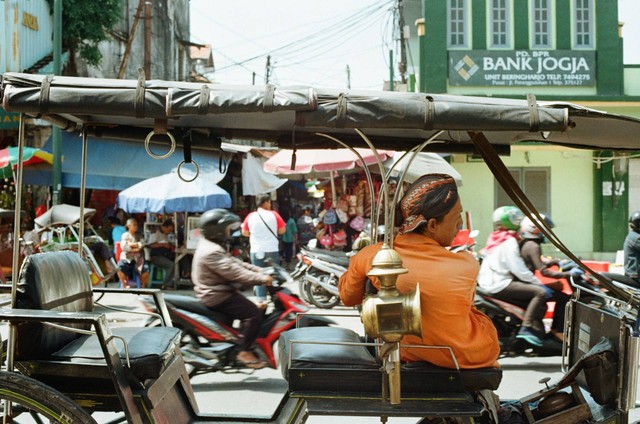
[{"x1": 213, "y1": 0, "x2": 392, "y2": 72}]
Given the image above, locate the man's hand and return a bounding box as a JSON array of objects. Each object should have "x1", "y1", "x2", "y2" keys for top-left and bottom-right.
[{"x1": 263, "y1": 275, "x2": 273, "y2": 286}]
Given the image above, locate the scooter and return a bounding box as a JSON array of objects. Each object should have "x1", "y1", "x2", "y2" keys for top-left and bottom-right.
[
  {"x1": 227, "y1": 229, "x2": 250, "y2": 263},
  {"x1": 298, "y1": 247, "x2": 349, "y2": 309},
  {"x1": 139, "y1": 263, "x2": 335, "y2": 377},
  {"x1": 290, "y1": 251, "x2": 312, "y2": 302},
  {"x1": 474, "y1": 267, "x2": 608, "y2": 358},
  {"x1": 473, "y1": 287, "x2": 566, "y2": 357}
]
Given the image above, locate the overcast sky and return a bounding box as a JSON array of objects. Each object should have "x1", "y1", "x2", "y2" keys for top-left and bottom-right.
[{"x1": 190, "y1": 0, "x2": 640, "y2": 89}]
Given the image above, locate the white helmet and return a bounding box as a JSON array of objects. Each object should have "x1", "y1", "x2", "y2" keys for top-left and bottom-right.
[{"x1": 519, "y1": 214, "x2": 554, "y2": 240}]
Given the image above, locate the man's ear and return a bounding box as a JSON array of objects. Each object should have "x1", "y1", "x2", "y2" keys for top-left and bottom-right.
[{"x1": 425, "y1": 217, "x2": 437, "y2": 233}]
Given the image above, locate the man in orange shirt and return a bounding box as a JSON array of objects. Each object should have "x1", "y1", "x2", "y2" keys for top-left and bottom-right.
[{"x1": 339, "y1": 174, "x2": 500, "y2": 369}]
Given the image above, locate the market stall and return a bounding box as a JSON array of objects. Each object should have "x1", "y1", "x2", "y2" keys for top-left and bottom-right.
[{"x1": 117, "y1": 168, "x2": 231, "y2": 288}]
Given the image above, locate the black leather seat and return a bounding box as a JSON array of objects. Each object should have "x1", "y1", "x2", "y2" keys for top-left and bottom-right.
[
  {"x1": 279, "y1": 327, "x2": 502, "y2": 394},
  {"x1": 14, "y1": 251, "x2": 180, "y2": 383},
  {"x1": 162, "y1": 293, "x2": 232, "y2": 325}
]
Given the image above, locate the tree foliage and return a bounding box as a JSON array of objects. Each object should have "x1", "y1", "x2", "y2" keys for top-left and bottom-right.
[{"x1": 46, "y1": 0, "x2": 123, "y2": 67}]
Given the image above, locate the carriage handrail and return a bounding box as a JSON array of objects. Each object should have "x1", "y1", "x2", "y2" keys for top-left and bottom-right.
[{"x1": 287, "y1": 339, "x2": 461, "y2": 371}]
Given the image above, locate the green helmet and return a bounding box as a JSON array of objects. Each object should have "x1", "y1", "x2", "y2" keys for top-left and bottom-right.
[{"x1": 492, "y1": 206, "x2": 524, "y2": 231}]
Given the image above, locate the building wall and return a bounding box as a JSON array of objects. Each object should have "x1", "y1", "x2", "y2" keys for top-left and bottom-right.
[
  {"x1": 420, "y1": 0, "x2": 623, "y2": 98},
  {"x1": 75, "y1": 0, "x2": 190, "y2": 80},
  {"x1": 0, "y1": 0, "x2": 53, "y2": 73},
  {"x1": 624, "y1": 67, "x2": 640, "y2": 95},
  {"x1": 414, "y1": 0, "x2": 636, "y2": 256},
  {"x1": 453, "y1": 148, "x2": 596, "y2": 257}
]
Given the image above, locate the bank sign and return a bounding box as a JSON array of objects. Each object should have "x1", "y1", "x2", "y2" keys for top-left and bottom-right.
[{"x1": 449, "y1": 50, "x2": 596, "y2": 87}]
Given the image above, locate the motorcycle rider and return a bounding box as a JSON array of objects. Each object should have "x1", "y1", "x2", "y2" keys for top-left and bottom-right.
[
  {"x1": 624, "y1": 210, "x2": 640, "y2": 283},
  {"x1": 519, "y1": 215, "x2": 573, "y2": 342},
  {"x1": 340, "y1": 174, "x2": 500, "y2": 369},
  {"x1": 477, "y1": 207, "x2": 560, "y2": 348},
  {"x1": 479, "y1": 206, "x2": 524, "y2": 257},
  {"x1": 192, "y1": 208, "x2": 273, "y2": 369}
]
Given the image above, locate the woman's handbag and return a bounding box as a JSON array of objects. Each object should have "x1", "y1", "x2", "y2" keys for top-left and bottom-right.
[
  {"x1": 322, "y1": 208, "x2": 338, "y2": 225},
  {"x1": 333, "y1": 229, "x2": 347, "y2": 247}
]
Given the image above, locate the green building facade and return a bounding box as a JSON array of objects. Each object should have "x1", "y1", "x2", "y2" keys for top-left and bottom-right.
[{"x1": 412, "y1": 0, "x2": 640, "y2": 259}]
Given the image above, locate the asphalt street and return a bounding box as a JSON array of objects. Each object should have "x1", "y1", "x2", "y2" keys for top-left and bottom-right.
[{"x1": 2, "y1": 285, "x2": 640, "y2": 423}]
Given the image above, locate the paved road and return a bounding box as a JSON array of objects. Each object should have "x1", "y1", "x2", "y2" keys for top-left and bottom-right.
[
  {"x1": 95, "y1": 288, "x2": 640, "y2": 423},
  {"x1": 3, "y1": 286, "x2": 640, "y2": 423}
]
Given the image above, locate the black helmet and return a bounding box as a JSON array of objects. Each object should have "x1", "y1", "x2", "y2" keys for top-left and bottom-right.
[
  {"x1": 630, "y1": 211, "x2": 640, "y2": 232},
  {"x1": 199, "y1": 209, "x2": 241, "y2": 243}
]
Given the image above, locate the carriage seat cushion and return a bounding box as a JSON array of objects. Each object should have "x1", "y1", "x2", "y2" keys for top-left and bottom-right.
[
  {"x1": 402, "y1": 361, "x2": 502, "y2": 391},
  {"x1": 279, "y1": 327, "x2": 379, "y2": 380},
  {"x1": 50, "y1": 326, "x2": 181, "y2": 381},
  {"x1": 15, "y1": 251, "x2": 94, "y2": 359}
]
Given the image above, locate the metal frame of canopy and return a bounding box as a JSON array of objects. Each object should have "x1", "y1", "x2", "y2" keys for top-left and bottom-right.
[
  {"x1": 3, "y1": 72, "x2": 640, "y2": 423},
  {"x1": 4, "y1": 71, "x2": 640, "y2": 291},
  {"x1": 3, "y1": 72, "x2": 640, "y2": 153}
]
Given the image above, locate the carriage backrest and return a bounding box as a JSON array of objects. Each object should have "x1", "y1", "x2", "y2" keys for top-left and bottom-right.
[{"x1": 15, "y1": 251, "x2": 93, "y2": 359}]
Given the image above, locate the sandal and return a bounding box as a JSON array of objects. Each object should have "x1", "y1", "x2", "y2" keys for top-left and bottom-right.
[{"x1": 236, "y1": 359, "x2": 267, "y2": 369}]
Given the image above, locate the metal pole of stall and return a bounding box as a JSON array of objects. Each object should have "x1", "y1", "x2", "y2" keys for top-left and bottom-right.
[
  {"x1": 4, "y1": 114, "x2": 27, "y2": 422},
  {"x1": 78, "y1": 128, "x2": 88, "y2": 256},
  {"x1": 52, "y1": 0, "x2": 62, "y2": 205}
]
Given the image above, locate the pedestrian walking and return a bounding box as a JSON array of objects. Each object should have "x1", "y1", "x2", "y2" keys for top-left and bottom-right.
[{"x1": 241, "y1": 194, "x2": 286, "y2": 301}]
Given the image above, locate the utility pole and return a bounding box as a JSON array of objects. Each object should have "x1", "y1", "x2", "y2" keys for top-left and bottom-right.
[
  {"x1": 52, "y1": 0, "x2": 62, "y2": 205},
  {"x1": 144, "y1": 0, "x2": 152, "y2": 78},
  {"x1": 397, "y1": 0, "x2": 407, "y2": 84},
  {"x1": 264, "y1": 55, "x2": 271, "y2": 84},
  {"x1": 389, "y1": 50, "x2": 394, "y2": 91},
  {"x1": 346, "y1": 65, "x2": 351, "y2": 89},
  {"x1": 118, "y1": 0, "x2": 145, "y2": 79}
]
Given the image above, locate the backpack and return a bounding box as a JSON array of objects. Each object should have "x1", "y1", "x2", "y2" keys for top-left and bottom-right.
[{"x1": 323, "y1": 208, "x2": 338, "y2": 225}]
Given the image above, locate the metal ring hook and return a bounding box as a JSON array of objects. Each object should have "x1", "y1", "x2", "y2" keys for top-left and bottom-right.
[
  {"x1": 144, "y1": 130, "x2": 176, "y2": 160},
  {"x1": 177, "y1": 160, "x2": 199, "y2": 182},
  {"x1": 218, "y1": 153, "x2": 228, "y2": 174}
]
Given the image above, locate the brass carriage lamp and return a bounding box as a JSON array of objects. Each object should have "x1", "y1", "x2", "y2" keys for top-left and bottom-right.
[{"x1": 361, "y1": 244, "x2": 421, "y2": 404}]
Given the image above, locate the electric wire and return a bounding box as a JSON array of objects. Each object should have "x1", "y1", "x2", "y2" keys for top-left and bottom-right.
[
  {"x1": 217, "y1": 0, "x2": 391, "y2": 69},
  {"x1": 210, "y1": 0, "x2": 393, "y2": 74}
]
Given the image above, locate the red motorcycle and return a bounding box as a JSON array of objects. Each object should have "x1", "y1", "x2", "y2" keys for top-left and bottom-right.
[{"x1": 140, "y1": 264, "x2": 334, "y2": 377}]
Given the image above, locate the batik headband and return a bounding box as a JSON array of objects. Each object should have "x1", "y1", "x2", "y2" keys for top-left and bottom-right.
[{"x1": 397, "y1": 174, "x2": 458, "y2": 235}]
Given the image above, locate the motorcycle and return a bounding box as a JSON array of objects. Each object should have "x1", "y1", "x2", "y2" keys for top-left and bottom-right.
[
  {"x1": 473, "y1": 287, "x2": 566, "y2": 357},
  {"x1": 228, "y1": 229, "x2": 250, "y2": 263},
  {"x1": 290, "y1": 251, "x2": 312, "y2": 302},
  {"x1": 139, "y1": 263, "x2": 335, "y2": 377},
  {"x1": 474, "y1": 266, "x2": 607, "y2": 357},
  {"x1": 298, "y1": 247, "x2": 349, "y2": 309}
]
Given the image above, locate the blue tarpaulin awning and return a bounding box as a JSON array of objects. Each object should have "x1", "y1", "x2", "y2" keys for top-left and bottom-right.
[{"x1": 23, "y1": 133, "x2": 225, "y2": 190}]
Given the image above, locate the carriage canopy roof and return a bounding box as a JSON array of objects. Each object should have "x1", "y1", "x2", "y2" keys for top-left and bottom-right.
[{"x1": 2, "y1": 72, "x2": 640, "y2": 153}]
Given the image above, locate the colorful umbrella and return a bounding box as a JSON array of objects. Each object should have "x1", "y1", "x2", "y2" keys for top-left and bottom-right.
[
  {"x1": 0, "y1": 147, "x2": 54, "y2": 178},
  {"x1": 264, "y1": 148, "x2": 394, "y2": 204},
  {"x1": 117, "y1": 170, "x2": 231, "y2": 213},
  {"x1": 264, "y1": 148, "x2": 394, "y2": 176}
]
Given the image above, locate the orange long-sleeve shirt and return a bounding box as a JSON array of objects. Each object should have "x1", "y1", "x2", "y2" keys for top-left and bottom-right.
[{"x1": 339, "y1": 232, "x2": 500, "y2": 369}]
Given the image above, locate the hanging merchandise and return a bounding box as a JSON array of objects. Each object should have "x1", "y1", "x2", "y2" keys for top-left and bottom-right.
[
  {"x1": 349, "y1": 215, "x2": 365, "y2": 232},
  {"x1": 333, "y1": 228, "x2": 347, "y2": 247},
  {"x1": 336, "y1": 208, "x2": 348, "y2": 224},
  {"x1": 322, "y1": 208, "x2": 337, "y2": 225},
  {"x1": 318, "y1": 226, "x2": 333, "y2": 248}
]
